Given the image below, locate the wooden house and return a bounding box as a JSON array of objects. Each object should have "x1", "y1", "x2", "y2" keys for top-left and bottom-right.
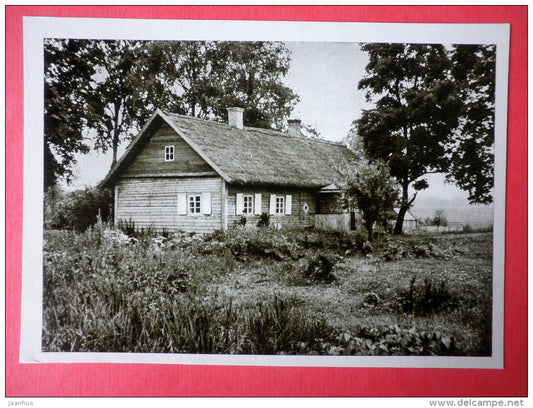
[{"x1": 100, "y1": 108, "x2": 356, "y2": 233}]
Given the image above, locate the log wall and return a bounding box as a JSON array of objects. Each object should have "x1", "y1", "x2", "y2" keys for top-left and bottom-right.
[
  {"x1": 226, "y1": 185, "x2": 317, "y2": 229},
  {"x1": 116, "y1": 177, "x2": 223, "y2": 233}
]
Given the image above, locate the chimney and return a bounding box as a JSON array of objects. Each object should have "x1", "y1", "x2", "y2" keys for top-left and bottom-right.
[
  {"x1": 227, "y1": 107, "x2": 244, "y2": 130},
  {"x1": 287, "y1": 119, "x2": 302, "y2": 137}
]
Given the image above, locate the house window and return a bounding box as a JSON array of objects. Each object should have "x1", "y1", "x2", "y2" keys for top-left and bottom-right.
[
  {"x1": 165, "y1": 146, "x2": 175, "y2": 161},
  {"x1": 243, "y1": 195, "x2": 254, "y2": 214},
  {"x1": 275, "y1": 196, "x2": 285, "y2": 214},
  {"x1": 189, "y1": 195, "x2": 201, "y2": 214}
]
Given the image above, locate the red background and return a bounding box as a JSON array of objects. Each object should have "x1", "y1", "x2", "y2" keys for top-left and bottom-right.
[{"x1": 5, "y1": 6, "x2": 527, "y2": 397}]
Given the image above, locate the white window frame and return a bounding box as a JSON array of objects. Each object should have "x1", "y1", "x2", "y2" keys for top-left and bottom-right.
[
  {"x1": 188, "y1": 194, "x2": 201, "y2": 215},
  {"x1": 242, "y1": 194, "x2": 254, "y2": 214},
  {"x1": 165, "y1": 145, "x2": 175, "y2": 161},
  {"x1": 275, "y1": 196, "x2": 285, "y2": 215}
]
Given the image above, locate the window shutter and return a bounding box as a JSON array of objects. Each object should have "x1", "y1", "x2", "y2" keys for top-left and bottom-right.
[
  {"x1": 254, "y1": 194, "x2": 262, "y2": 215},
  {"x1": 269, "y1": 194, "x2": 276, "y2": 215},
  {"x1": 177, "y1": 193, "x2": 187, "y2": 215},
  {"x1": 202, "y1": 192, "x2": 212, "y2": 215},
  {"x1": 285, "y1": 195, "x2": 292, "y2": 215},
  {"x1": 236, "y1": 193, "x2": 244, "y2": 215}
]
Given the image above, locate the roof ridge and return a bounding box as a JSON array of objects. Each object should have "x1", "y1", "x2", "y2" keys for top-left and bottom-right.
[{"x1": 163, "y1": 110, "x2": 346, "y2": 147}]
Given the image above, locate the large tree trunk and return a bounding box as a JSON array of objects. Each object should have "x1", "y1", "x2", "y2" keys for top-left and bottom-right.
[
  {"x1": 394, "y1": 183, "x2": 409, "y2": 235},
  {"x1": 394, "y1": 205, "x2": 408, "y2": 235}
]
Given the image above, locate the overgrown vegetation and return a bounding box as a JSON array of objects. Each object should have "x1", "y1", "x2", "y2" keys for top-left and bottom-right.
[
  {"x1": 45, "y1": 186, "x2": 112, "y2": 231},
  {"x1": 43, "y1": 225, "x2": 492, "y2": 356}
]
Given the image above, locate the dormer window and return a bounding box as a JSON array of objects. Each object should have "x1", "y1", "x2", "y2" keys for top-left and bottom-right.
[{"x1": 165, "y1": 146, "x2": 175, "y2": 161}]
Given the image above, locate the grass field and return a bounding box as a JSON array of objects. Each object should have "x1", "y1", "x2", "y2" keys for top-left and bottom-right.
[{"x1": 42, "y1": 226, "x2": 492, "y2": 356}]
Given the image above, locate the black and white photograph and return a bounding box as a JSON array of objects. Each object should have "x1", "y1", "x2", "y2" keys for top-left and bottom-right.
[{"x1": 21, "y1": 18, "x2": 509, "y2": 367}]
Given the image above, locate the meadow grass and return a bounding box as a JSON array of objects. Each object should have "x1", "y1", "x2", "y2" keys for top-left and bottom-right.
[{"x1": 42, "y1": 226, "x2": 492, "y2": 356}]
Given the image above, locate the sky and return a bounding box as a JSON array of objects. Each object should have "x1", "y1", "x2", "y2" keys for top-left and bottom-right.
[{"x1": 67, "y1": 41, "x2": 472, "y2": 203}]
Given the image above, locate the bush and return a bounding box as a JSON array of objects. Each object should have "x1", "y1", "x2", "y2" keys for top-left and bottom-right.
[
  {"x1": 396, "y1": 276, "x2": 454, "y2": 316},
  {"x1": 378, "y1": 236, "x2": 452, "y2": 261},
  {"x1": 303, "y1": 253, "x2": 337, "y2": 283},
  {"x1": 224, "y1": 227, "x2": 304, "y2": 262},
  {"x1": 45, "y1": 186, "x2": 113, "y2": 231},
  {"x1": 432, "y1": 210, "x2": 448, "y2": 227},
  {"x1": 257, "y1": 212, "x2": 270, "y2": 227},
  {"x1": 423, "y1": 210, "x2": 448, "y2": 227}
]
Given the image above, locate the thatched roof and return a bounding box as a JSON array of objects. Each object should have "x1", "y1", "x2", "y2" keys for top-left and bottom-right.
[{"x1": 101, "y1": 110, "x2": 356, "y2": 189}]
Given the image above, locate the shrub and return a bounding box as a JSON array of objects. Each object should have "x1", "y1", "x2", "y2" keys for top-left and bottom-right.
[
  {"x1": 303, "y1": 253, "x2": 337, "y2": 283},
  {"x1": 353, "y1": 230, "x2": 368, "y2": 250},
  {"x1": 432, "y1": 210, "x2": 448, "y2": 227},
  {"x1": 361, "y1": 241, "x2": 373, "y2": 256},
  {"x1": 45, "y1": 186, "x2": 113, "y2": 231},
  {"x1": 223, "y1": 227, "x2": 304, "y2": 262},
  {"x1": 257, "y1": 212, "x2": 270, "y2": 227},
  {"x1": 42, "y1": 227, "x2": 491, "y2": 356},
  {"x1": 396, "y1": 276, "x2": 454, "y2": 316},
  {"x1": 378, "y1": 236, "x2": 452, "y2": 261}
]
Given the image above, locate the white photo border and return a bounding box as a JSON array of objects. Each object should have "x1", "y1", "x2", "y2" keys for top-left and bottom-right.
[{"x1": 21, "y1": 16, "x2": 509, "y2": 368}]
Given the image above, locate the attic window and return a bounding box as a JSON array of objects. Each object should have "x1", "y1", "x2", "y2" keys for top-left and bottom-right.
[{"x1": 165, "y1": 146, "x2": 175, "y2": 161}]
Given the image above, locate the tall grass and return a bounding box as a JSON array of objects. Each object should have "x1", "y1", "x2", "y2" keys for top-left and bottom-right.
[
  {"x1": 43, "y1": 226, "x2": 492, "y2": 356},
  {"x1": 42, "y1": 228, "x2": 333, "y2": 354}
]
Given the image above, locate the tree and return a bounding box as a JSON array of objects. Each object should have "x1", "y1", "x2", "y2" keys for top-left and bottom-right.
[
  {"x1": 340, "y1": 158, "x2": 399, "y2": 242},
  {"x1": 44, "y1": 39, "x2": 96, "y2": 188},
  {"x1": 447, "y1": 45, "x2": 496, "y2": 204},
  {"x1": 146, "y1": 41, "x2": 299, "y2": 129},
  {"x1": 432, "y1": 210, "x2": 448, "y2": 227},
  {"x1": 353, "y1": 43, "x2": 463, "y2": 234},
  {"x1": 44, "y1": 39, "x2": 160, "y2": 186},
  {"x1": 86, "y1": 40, "x2": 161, "y2": 166},
  {"x1": 44, "y1": 40, "x2": 300, "y2": 186}
]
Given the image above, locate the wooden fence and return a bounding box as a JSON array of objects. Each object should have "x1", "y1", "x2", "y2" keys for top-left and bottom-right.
[{"x1": 314, "y1": 213, "x2": 351, "y2": 232}]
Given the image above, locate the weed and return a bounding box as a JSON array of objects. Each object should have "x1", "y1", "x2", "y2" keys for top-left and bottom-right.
[
  {"x1": 329, "y1": 325, "x2": 459, "y2": 356},
  {"x1": 42, "y1": 227, "x2": 492, "y2": 356},
  {"x1": 396, "y1": 276, "x2": 454, "y2": 316},
  {"x1": 303, "y1": 254, "x2": 337, "y2": 284}
]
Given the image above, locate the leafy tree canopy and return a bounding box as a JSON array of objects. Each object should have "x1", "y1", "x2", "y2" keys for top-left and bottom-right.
[
  {"x1": 351, "y1": 43, "x2": 495, "y2": 233},
  {"x1": 446, "y1": 44, "x2": 496, "y2": 204},
  {"x1": 44, "y1": 39, "x2": 299, "y2": 188},
  {"x1": 44, "y1": 39, "x2": 95, "y2": 187}
]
